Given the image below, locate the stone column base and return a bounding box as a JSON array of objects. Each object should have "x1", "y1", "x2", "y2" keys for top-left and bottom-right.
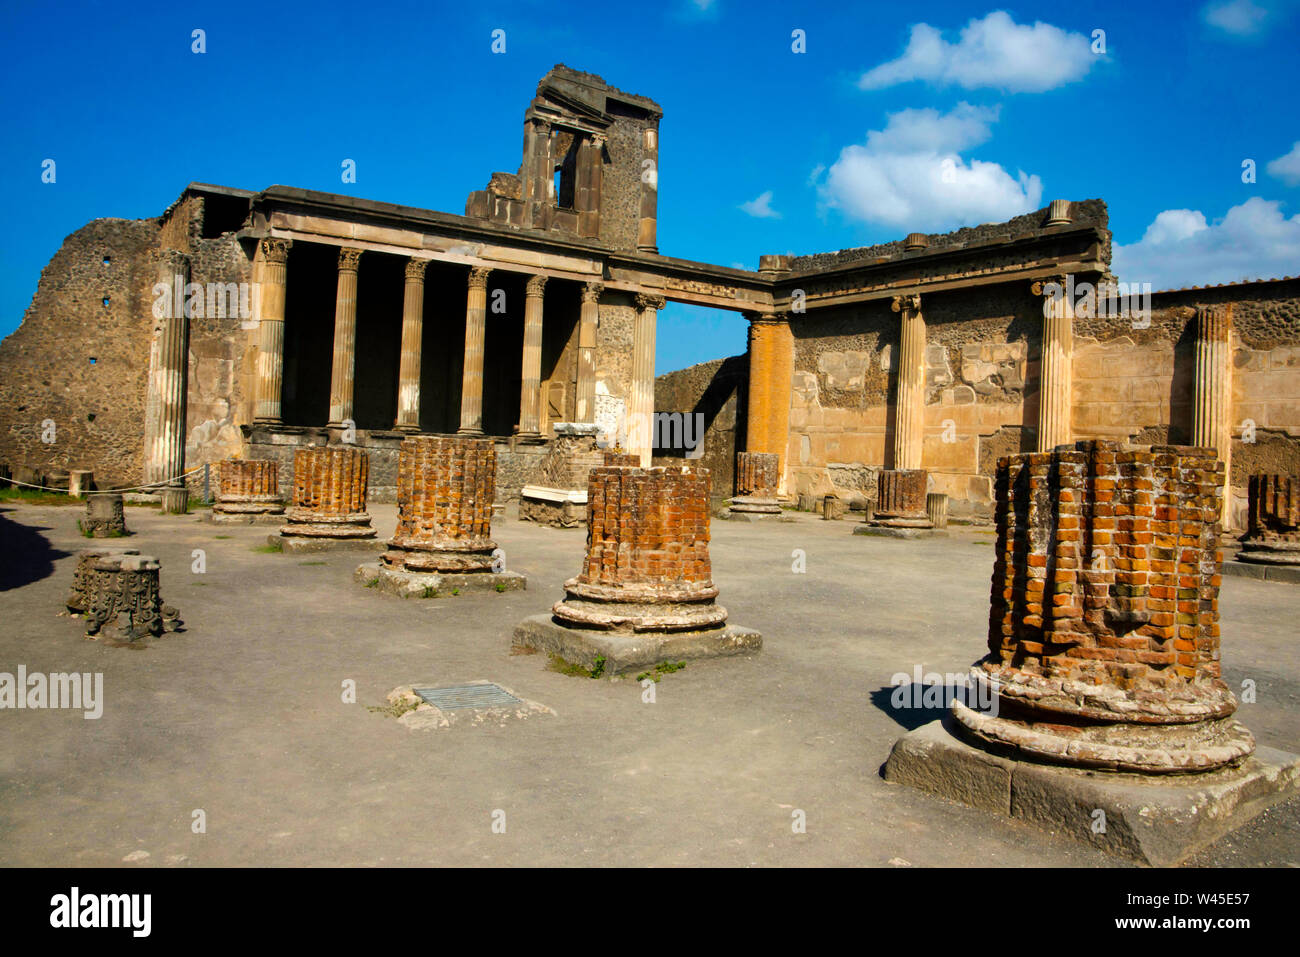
[
  {"x1": 883, "y1": 713, "x2": 1300, "y2": 866},
  {"x1": 854, "y1": 523, "x2": 944, "y2": 539},
  {"x1": 160, "y1": 487, "x2": 189, "y2": 514},
  {"x1": 512, "y1": 613, "x2": 761, "y2": 675},
  {"x1": 274, "y1": 513, "x2": 384, "y2": 553},
  {"x1": 212, "y1": 496, "x2": 285, "y2": 524},
  {"x1": 1237, "y1": 539, "x2": 1300, "y2": 565},
  {"x1": 354, "y1": 561, "x2": 526, "y2": 597},
  {"x1": 727, "y1": 495, "x2": 782, "y2": 518}
]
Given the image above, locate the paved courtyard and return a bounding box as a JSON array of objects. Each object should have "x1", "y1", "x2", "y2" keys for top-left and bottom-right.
[{"x1": 1, "y1": 501, "x2": 1297, "y2": 867}]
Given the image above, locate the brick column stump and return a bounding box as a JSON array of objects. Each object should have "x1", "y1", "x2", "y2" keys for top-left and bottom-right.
[
  {"x1": 883, "y1": 441, "x2": 1300, "y2": 866},
  {"x1": 512, "y1": 465, "x2": 762, "y2": 674},
  {"x1": 725, "y1": 451, "x2": 782, "y2": 521},
  {"x1": 855, "y1": 469, "x2": 942, "y2": 539},
  {"x1": 210, "y1": 459, "x2": 284, "y2": 524},
  {"x1": 355, "y1": 435, "x2": 525, "y2": 597},
  {"x1": 275, "y1": 446, "x2": 381, "y2": 552}
]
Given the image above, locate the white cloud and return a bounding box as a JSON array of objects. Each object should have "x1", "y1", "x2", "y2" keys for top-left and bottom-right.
[
  {"x1": 1203, "y1": 0, "x2": 1270, "y2": 35},
  {"x1": 739, "y1": 190, "x2": 781, "y2": 219},
  {"x1": 858, "y1": 11, "x2": 1097, "y2": 93},
  {"x1": 1267, "y1": 141, "x2": 1300, "y2": 185},
  {"x1": 816, "y1": 103, "x2": 1043, "y2": 231},
  {"x1": 1111, "y1": 197, "x2": 1300, "y2": 288}
]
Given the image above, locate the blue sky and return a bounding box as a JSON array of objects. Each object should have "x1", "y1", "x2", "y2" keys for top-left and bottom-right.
[{"x1": 2, "y1": 0, "x2": 1298, "y2": 373}]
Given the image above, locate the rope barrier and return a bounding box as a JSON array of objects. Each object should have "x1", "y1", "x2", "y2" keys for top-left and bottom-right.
[{"x1": 2, "y1": 465, "x2": 207, "y2": 495}]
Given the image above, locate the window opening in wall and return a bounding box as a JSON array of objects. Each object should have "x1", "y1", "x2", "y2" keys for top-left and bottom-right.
[
  {"x1": 102, "y1": 256, "x2": 111, "y2": 266},
  {"x1": 88, "y1": 357, "x2": 97, "y2": 364},
  {"x1": 101, "y1": 297, "x2": 109, "y2": 307}
]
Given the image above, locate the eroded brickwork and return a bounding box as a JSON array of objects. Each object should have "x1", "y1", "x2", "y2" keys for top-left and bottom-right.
[
  {"x1": 280, "y1": 446, "x2": 375, "y2": 542},
  {"x1": 871, "y1": 469, "x2": 930, "y2": 526},
  {"x1": 735, "y1": 452, "x2": 778, "y2": 497},
  {"x1": 213, "y1": 458, "x2": 283, "y2": 517},
  {"x1": 954, "y1": 440, "x2": 1253, "y2": 773},
  {"x1": 552, "y1": 466, "x2": 727, "y2": 632},
  {"x1": 383, "y1": 436, "x2": 498, "y2": 572}
]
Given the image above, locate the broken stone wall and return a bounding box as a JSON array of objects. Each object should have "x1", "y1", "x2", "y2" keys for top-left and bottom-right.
[{"x1": 652, "y1": 354, "x2": 745, "y2": 500}]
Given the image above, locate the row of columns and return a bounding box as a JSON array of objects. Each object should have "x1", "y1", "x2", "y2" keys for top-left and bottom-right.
[{"x1": 250, "y1": 240, "x2": 661, "y2": 460}]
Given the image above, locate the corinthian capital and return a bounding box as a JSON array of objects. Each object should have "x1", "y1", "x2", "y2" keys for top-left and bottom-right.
[
  {"x1": 581, "y1": 281, "x2": 605, "y2": 304},
  {"x1": 635, "y1": 293, "x2": 666, "y2": 312},
  {"x1": 525, "y1": 274, "x2": 548, "y2": 298},
  {"x1": 260, "y1": 238, "x2": 292, "y2": 263},
  {"x1": 338, "y1": 247, "x2": 363, "y2": 271},
  {"x1": 467, "y1": 266, "x2": 492, "y2": 290},
  {"x1": 405, "y1": 258, "x2": 429, "y2": 282}
]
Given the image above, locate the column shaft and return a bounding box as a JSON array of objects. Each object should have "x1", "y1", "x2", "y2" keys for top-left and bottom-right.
[
  {"x1": 630, "y1": 294, "x2": 664, "y2": 466},
  {"x1": 328, "y1": 247, "x2": 363, "y2": 428},
  {"x1": 1035, "y1": 278, "x2": 1074, "y2": 452},
  {"x1": 144, "y1": 249, "x2": 190, "y2": 490},
  {"x1": 745, "y1": 315, "x2": 794, "y2": 490},
  {"x1": 254, "y1": 238, "x2": 291, "y2": 423},
  {"x1": 1193, "y1": 304, "x2": 1234, "y2": 526},
  {"x1": 458, "y1": 268, "x2": 490, "y2": 434},
  {"x1": 396, "y1": 258, "x2": 428, "y2": 431},
  {"x1": 893, "y1": 295, "x2": 925, "y2": 471},
  {"x1": 575, "y1": 282, "x2": 602, "y2": 421},
  {"x1": 518, "y1": 275, "x2": 547, "y2": 437}
]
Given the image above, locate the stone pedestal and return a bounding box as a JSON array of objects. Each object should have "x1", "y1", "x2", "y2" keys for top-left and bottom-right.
[
  {"x1": 160, "y1": 487, "x2": 189, "y2": 515},
  {"x1": 519, "y1": 423, "x2": 603, "y2": 528},
  {"x1": 68, "y1": 469, "x2": 94, "y2": 498},
  {"x1": 926, "y1": 492, "x2": 949, "y2": 529},
  {"x1": 357, "y1": 435, "x2": 525, "y2": 595},
  {"x1": 513, "y1": 465, "x2": 762, "y2": 673},
  {"x1": 883, "y1": 440, "x2": 1299, "y2": 864},
  {"x1": 856, "y1": 469, "x2": 937, "y2": 538},
  {"x1": 74, "y1": 551, "x2": 182, "y2": 642},
  {"x1": 80, "y1": 493, "x2": 128, "y2": 538},
  {"x1": 212, "y1": 459, "x2": 284, "y2": 524},
  {"x1": 276, "y1": 446, "x2": 380, "y2": 552},
  {"x1": 727, "y1": 451, "x2": 781, "y2": 519},
  {"x1": 67, "y1": 546, "x2": 139, "y2": 613},
  {"x1": 1238, "y1": 473, "x2": 1300, "y2": 566}
]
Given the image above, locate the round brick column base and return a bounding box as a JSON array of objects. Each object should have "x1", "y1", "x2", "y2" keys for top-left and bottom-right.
[
  {"x1": 382, "y1": 537, "x2": 498, "y2": 574},
  {"x1": 553, "y1": 577, "x2": 727, "y2": 633},
  {"x1": 1238, "y1": 539, "x2": 1300, "y2": 565},
  {"x1": 952, "y1": 700, "x2": 1256, "y2": 774},
  {"x1": 280, "y1": 509, "x2": 376, "y2": 539}
]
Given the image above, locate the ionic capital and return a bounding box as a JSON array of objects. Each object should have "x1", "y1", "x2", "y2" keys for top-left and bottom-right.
[
  {"x1": 338, "y1": 247, "x2": 363, "y2": 271},
  {"x1": 260, "y1": 238, "x2": 292, "y2": 264},
  {"x1": 891, "y1": 293, "x2": 921, "y2": 314}
]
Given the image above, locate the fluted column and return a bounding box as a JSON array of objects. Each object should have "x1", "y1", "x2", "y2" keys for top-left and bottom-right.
[
  {"x1": 575, "y1": 282, "x2": 603, "y2": 422},
  {"x1": 518, "y1": 274, "x2": 547, "y2": 438},
  {"x1": 254, "y1": 238, "x2": 291, "y2": 424},
  {"x1": 630, "y1": 294, "x2": 664, "y2": 466},
  {"x1": 1194, "y1": 304, "x2": 1234, "y2": 526},
  {"x1": 1033, "y1": 276, "x2": 1074, "y2": 452},
  {"x1": 327, "y1": 247, "x2": 363, "y2": 429},
  {"x1": 892, "y1": 294, "x2": 925, "y2": 471},
  {"x1": 458, "y1": 267, "x2": 491, "y2": 434},
  {"x1": 396, "y1": 258, "x2": 428, "y2": 431},
  {"x1": 144, "y1": 249, "x2": 190, "y2": 509}
]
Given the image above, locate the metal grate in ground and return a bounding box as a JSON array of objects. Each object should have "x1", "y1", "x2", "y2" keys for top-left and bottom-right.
[{"x1": 412, "y1": 683, "x2": 523, "y2": 711}]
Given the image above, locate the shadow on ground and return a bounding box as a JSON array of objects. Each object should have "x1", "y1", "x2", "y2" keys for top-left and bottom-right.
[{"x1": 0, "y1": 506, "x2": 72, "y2": 591}]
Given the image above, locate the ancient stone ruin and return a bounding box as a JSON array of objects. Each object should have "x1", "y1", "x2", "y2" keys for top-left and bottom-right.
[
  {"x1": 1238, "y1": 474, "x2": 1299, "y2": 566},
  {"x1": 80, "y1": 492, "x2": 128, "y2": 538},
  {"x1": 276, "y1": 446, "x2": 378, "y2": 551},
  {"x1": 856, "y1": 469, "x2": 936, "y2": 538},
  {"x1": 884, "y1": 440, "x2": 1299, "y2": 864},
  {"x1": 513, "y1": 465, "x2": 761, "y2": 673},
  {"x1": 519, "y1": 424, "x2": 604, "y2": 527},
  {"x1": 211, "y1": 459, "x2": 284, "y2": 524},
  {"x1": 355, "y1": 435, "x2": 525, "y2": 596},
  {"x1": 727, "y1": 451, "x2": 781, "y2": 520},
  {"x1": 68, "y1": 549, "x2": 182, "y2": 642}
]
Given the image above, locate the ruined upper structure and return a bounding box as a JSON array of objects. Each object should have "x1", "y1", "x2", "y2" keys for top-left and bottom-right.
[
  {"x1": 466, "y1": 66, "x2": 662, "y2": 252},
  {"x1": 1, "y1": 66, "x2": 1296, "y2": 522}
]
